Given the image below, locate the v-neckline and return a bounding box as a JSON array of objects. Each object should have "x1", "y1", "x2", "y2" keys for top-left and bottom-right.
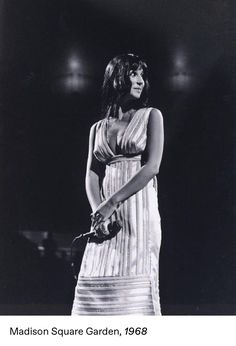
[{"x1": 104, "y1": 109, "x2": 140, "y2": 157}]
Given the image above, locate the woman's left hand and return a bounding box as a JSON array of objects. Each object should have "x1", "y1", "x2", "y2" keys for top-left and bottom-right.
[{"x1": 91, "y1": 198, "x2": 117, "y2": 229}]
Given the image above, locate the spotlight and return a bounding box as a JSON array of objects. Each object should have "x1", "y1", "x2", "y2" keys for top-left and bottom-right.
[
  {"x1": 167, "y1": 48, "x2": 194, "y2": 92},
  {"x1": 68, "y1": 56, "x2": 81, "y2": 72}
]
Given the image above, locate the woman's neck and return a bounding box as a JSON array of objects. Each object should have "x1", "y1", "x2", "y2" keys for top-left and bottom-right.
[
  {"x1": 106, "y1": 98, "x2": 139, "y2": 119},
  {"x1": 117, "y1": 107, "x2": 135, "y2": 120},
  {"x1": 119, "y1": 97, "x2": 137, "y2": 111},
  {"x1": 117, "y1": 98, "x2": 139, "y2": 119}
]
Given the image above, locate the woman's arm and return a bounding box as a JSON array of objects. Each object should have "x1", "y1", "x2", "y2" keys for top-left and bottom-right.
[
  {"x1": 85, "y1": 123, "x2": 105, "y2": 213},
  {"x1": 92, "y1": 108, "x2": 164, "y2": 224}
]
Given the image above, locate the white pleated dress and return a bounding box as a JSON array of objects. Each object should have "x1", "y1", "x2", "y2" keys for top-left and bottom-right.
[{"x1": 72, "y1": 107, "x2": 162, "y2": 315}]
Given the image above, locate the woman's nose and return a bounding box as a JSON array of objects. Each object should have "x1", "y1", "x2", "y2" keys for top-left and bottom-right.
[{"x1": 137, "y1": 76, "x2": 144, "y2": 86}]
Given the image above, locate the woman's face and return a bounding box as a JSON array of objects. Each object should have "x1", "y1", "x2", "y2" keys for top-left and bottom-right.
[{"x1": 128, "y1": 67, "x2": 145, "y2": 99}]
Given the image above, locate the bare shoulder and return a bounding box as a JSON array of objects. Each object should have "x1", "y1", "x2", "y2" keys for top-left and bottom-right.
[
  {"x1": 91, "y1": 120, "x2": 102, "y2": 129},
  {"x1": 149, "y1": 108, "x2": 163, "y2": 121},
  {"x1": 90, "y1": 119, "x2": 103, "y2": 134},
  {"x1": 148, "y1": 108, "x2": 163, "y2": 128},
  {"x1": 88, "y1": 121, "x2": 102, "y2": 146}
]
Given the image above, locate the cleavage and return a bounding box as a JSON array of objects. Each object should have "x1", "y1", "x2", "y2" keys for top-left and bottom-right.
[{"x1": 107, "y1": 118, "x2": 129, "y2": 154}]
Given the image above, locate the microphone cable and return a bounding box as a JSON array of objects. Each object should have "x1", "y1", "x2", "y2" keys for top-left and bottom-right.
[{"x1": 70, "y1": 230, "x2": 96, "y2": 280}]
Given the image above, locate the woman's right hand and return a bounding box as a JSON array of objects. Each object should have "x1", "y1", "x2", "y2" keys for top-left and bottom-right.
[{"x1": 93, "y1": 219, "x2": 110, "y2": 238}]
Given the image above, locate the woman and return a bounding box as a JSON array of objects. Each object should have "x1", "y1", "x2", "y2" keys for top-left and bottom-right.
[{"x1": 72, "y1": 53, "x2": 164, "y2": 315}]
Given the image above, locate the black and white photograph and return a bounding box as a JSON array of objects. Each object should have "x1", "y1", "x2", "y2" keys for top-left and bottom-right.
[{"x1": 0, "y1": 0, "x2": 235, "y2": 320}]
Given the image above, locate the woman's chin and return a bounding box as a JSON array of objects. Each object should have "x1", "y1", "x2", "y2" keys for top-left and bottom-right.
[{"x1": 129, "y1": 93, "x2": 141, "y2": 100}]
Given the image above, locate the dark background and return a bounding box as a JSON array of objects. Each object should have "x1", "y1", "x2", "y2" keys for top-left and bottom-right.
[{"x1": 0, "y1": 0, "x2": 235, "y2": 315}]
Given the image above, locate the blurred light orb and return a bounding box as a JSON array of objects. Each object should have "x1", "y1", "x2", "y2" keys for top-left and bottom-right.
[
  {"x1": 64, "y1": 53, "x2": 86, "y2": 93},
  {"x1": 53, "y1": 48, "x2": 93, "y2": 94},
  {"x1": 174, "y1": 50, "x2": 187, "y2": 69},
  {"x1": 168, "y1": 48, "x2": 194, "y2": 92},
  {"x1": 64, "y1": 73, "x2": 86, "y2": 92},
  {"x1": 68, "y1": 56, "x2": 81, "y2": 72}
]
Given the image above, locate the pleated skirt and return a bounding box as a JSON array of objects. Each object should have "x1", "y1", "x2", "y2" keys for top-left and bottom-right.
[{"x1": 71, "y1": 158, "x2": 162, "y2": 315}]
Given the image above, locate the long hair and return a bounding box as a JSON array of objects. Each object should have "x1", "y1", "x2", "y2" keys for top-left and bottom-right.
[{"x1": 101, "y1": 54, "x2": 149, "y2": 119}]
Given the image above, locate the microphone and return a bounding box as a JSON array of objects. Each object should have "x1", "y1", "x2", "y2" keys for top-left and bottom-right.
[
  {"x1": 78, "y1": 229, "x2": 96, "y2": 239},
  {"x1": 70, "y1": 230, "x2": 95, "y2": 250},
  {"x1": 72, "y1": 220, "x2": 122, "y2": 242}
]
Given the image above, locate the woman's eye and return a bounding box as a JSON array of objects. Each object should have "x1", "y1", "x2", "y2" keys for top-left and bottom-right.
[{"x1": 129, "y1": 70, "x2": 144, "y2": 78}]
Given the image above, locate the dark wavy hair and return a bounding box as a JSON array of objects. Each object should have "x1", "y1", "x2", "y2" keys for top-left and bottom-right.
[{"x1": 101, "y1": 54, "x2": 149, "y2": 118}]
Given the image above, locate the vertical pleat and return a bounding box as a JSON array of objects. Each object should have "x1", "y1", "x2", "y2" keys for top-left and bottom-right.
[
  {"x1": 102, "y1": 167, "x2": 113, "y2": 275},
  {"x1": 122, "y1": 161, "x2": 128, "y2": 275},
  {"x1": 143, "y1": 187, "x2": 148, "y2": 272},
  {"x1": 136, "y1": 190, "x2": 141, "y2": 274}
]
